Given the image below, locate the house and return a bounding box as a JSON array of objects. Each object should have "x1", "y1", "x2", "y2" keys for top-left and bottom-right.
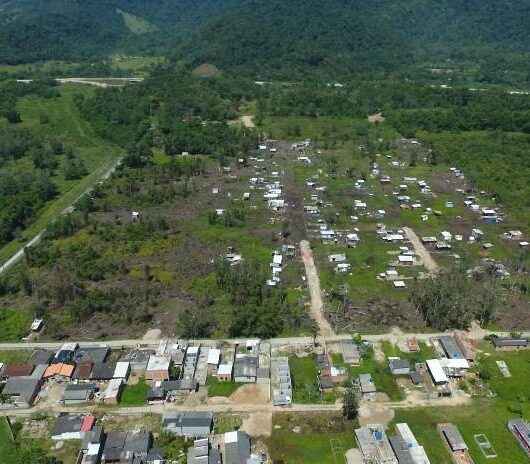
[
  {"x1": 162, "y1": 411, "x2": 214, "y2": 437},
  {"x1": 102, "y1": 431, "x2": 127, "y2": 462},
  {"x1": 233, "y1": 355, "x2": 257, "y2": 383},
  {"x1": 162, "y1": 379, "x2": 198, "y2": 396},
  {"x1": 30, "y1": 364, "x2": 48, "y2": 380},
  {"x1": 90, "y1": 363, "x2": 116, "y2": 381},
  {"x1": 3, "y1": 363, "x2": 34, "y2": 378},
  {"x1": 43, "y1": 363, "x2": 75, "y2": 380},
  {"x1": 119, "y1": 350, "x2": 154, "y2": 373},
  {"x1": 103, "y1": 378, "x2": 123, "y2": 404},
  {"x1": 78, "y1": 426, "x2": 104, "y2": 464},
  {"x1": 63, "y1": 383, "x2": 98, "y2": 405},
  {"x1": 492, "y1": 337, "x2": 529, "y2": 351},
  {"x1": 146, "y1": 355, "x2": 170, "y2": 382},
  {"x1": 224, "y1": 431, "x2": 252, "y2": 464},
  {"x1": 508, "y1": 419, "x2": 530, "y2": 457},
  {"x1": 438, "y1": 423, "x2": 468, "y2": 453},
  {"x1": 30, "y1": 349, "x2": 54, "y2": 365},
  {"x1": 113, "y1": 361, "x2": 130, "y2": 380},
  {"x1": 407, "y1": 338, "x2": 420, "y2": 352},
  {"x1": 341, "y1": 341, "x2": 361, "y2": 365},
  {"x1": 75, "y1": 346, "x2": 110, "y2": 364},
  {"x1": 216, "y1": 363, "x2": 233, "y2": 381},
  {"x1": 398, "y1": 255, "x2": 414, "y2": 265},
  {"x1": 439, "y1": 336, "x2": 464, "y2": 360},
  {"x1": 355, "y1": 425, "x2": 398, "y2": 464},
  {"x1": 392, "y1": 423, "x2": 431, "y2": 464},
  {"x1": 51, "y1": 414, "x2": 95, "y2": 441},
  {"x1": 389, "y1": 358, "x2": 411, "y2": 375},
  {"x1": 54, "y1": 343, "x2": 78, "y2": 364},
  {"x1": 328, "y1": 254, "x2": 346, "y2": 263},
  {"x1": 187, "y1": 438, "x2": 221, "y2": 464},
  {"x1": 358, "y1": 373, "x2": 376, "y2": 394},
  {"x1": 73, "y1": 362, "x2": 94, "y2": 381},
  {"x1": 270, "y1": 357, "x2": 292, "y2": 406},
  {"x1": 426, "y1": 359, "x2": 448, "y2": 385},
  {"x1": 2, "y1": 377, "x2": 41, "y2": 407},
  {"x1": 481, "y1": 208, "x2": 498, "y2": 224},
  {"x1": 207, "y1": 349, "x2": 221, "y2": 371}
]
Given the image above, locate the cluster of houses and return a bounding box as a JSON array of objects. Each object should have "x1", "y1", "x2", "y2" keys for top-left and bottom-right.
[
  {"x1": 162, "y1": 411, "x2": 261, "y2": 464},
  {"x1": 48, "y1": 413, "x2": 164, "y2": 464},
  {"x1": 375, "y1": 225, "x2": 417, "y2": 289},
  {"x1": 266, "y1": 247, "x2": 295, "y2": 287},
  {"x1": 355, "y1": 422, "x2": 431, "y2": 464},
  {"x1": 0, "y1": 339, "x2": 278, "y2": 409}
]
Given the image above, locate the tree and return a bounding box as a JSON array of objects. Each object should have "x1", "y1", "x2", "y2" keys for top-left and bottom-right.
[
  {"x1": 342, "y1": 386, "x2": 359, "y2": 420},
  {"x1": 5, "y1": 110, "x2": 21, "y2": 124}
]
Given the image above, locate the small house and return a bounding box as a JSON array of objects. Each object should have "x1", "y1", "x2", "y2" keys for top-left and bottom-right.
[
  {"x1": 358, "y1": 373, "x2": 376, "y2": 394},
  {"x1": 492, "y1": 337, "x2": 529, "y2": 351},
  {"x1": 63, "y1": 383, "x2": 98, "y2": 405},
  {"x1": 233, "y1": 355, "x2": 257, "y2": 383},
  {"x1": 389, "y1": 358, "x2": 411, "y2": 375},
  {"x1": 51, "y1": 414, "x2": 95, "y2": 441},
  {"x1": 103, "y1": 378, "x2": 123, "y2": 404},
  {"x1": 162, "y1": 411, "x2": 213, "y2": 438},
  {"x1": 2, "y1": 377, "x2": 41, "y2": 407},
  {"x1": 145, "y1": 355, "x2": 170, "y2": 382}
]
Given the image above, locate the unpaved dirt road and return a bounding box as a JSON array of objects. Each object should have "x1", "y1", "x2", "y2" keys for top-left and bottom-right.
[
  {"x1": 403, "y1": 226, "x2": 439, "y2": 274},
  {"x1": 300, "y1": 240, "x2": 335, "y2": 336}
]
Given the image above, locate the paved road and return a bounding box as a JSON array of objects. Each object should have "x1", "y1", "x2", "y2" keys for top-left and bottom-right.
[
  {"x1": 0, "y1": 157, "x2": 122, "y2": 276},
  {"x1": 300, "y1": 240, "x2": 335, "y2": 336},
  {"x1": 403, "y1": 226, "x2": 439, "y2": 274}
]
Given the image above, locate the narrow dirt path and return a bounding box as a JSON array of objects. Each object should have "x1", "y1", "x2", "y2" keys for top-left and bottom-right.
[
  {"x1": 300, "y1": 240, "x2": 335, "y2": 336},
  {"x1": 403, "y1": 226, "x2": 439, "y2": 274}
]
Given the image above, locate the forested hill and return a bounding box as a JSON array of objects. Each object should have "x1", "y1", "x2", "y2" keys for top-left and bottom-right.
[
  {"x1": 183, "y1": 0, "x2": 530, "y2": 77},
  {"x1": 1, "y1": 0, "x2": 530, "y2": 78}
]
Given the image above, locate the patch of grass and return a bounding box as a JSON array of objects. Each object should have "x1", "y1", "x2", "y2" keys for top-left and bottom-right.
[
  {"x1": 290, "y1": 355, "x2": 320, "y2": 403},
  {"x1": 268, "y1": 412, "x2": 356, "y2": 464},
  {"x1": 120, "y1": 377, "x2": 149, "y2": 406},
  {"x1": 0, "y1": 350, "x2": 31, "y2": 364},
  {"x1": 214, "y1": 414, "x2": 242, "y2": 433},
  {"x1": 0, "y1": 309, "x2": 32, "y2": 342},
  {"x1": 206, "y1": 376, "x2": 242, "y2": 397}
]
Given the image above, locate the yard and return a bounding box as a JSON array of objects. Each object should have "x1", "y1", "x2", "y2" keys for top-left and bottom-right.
[
  {"x1": 391, "y1": 399, "x2": 528, "y2": 464},
  {"x1": 120, "y1": 377, "x2": 150, "y2": 406},
  {"x1": 267, "y1": 412, "x2": 356, "y2": 464},
  {"x1": 289, "y1": 354, "x2": 338, "y2": 404},
  {"x1": 206, "y1": 376, "x2": 242, "y2": 397}
]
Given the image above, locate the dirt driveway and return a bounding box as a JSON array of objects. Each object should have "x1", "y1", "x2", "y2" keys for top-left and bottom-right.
[
  {"x1": 403, "y1": 226, "x2": 439, "y2": 274},
  {"x1": 300, "y1": 240, "x2": 335, "y2": 336}
]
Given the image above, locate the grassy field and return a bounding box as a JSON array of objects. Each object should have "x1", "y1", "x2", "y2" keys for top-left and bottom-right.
[
  {"x1": 120, "y1": 377, "x2": 150, "y2": 405},
  {"x1": 206, "y1": 376, "x2": 242, "y2": 397},
  {"x1": 268, "y1": 413, "x2": 355, "y2": 464},
  {"x1": 0, "y1": 309, "x2": 32, "y2": 341},
  {"x1": 0, "y1": 349, "x2": 31, "y2": 364},
  {"x1": 0, "y1": 417, "x2": 13, "y2": 448},
  {"x1": 392, "y1": 400, "x2": 528, "y2": 464},
  {"x1": 290, "y1": 354, "x2": 338, "y2": 404},
  {"x1": 0, "y1": 84, "x2": 122, "y2": 264}
]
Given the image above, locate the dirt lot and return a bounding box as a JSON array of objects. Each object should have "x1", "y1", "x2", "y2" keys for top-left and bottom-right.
[{"x1": 241, "y1": 411, "x2": 273, "y2": 437}]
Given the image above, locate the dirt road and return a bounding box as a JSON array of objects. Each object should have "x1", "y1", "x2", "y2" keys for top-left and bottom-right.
[
  {"x1": 403, "y1": 226, "x2": 439, "y2": 274},
  {"x1": 0, "y1": 157, "x2": 122, "y2": 276},
  {"x1": 300, "y1": 240, "x2": 335, "y2": 336}
]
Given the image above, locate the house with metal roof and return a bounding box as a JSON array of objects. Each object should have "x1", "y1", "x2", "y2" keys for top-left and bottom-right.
[
  {"x1": 341, "y1": 341, "x2": 361, "y2": 365},
  {"x1": 224, "y1": 431, "x2": 251, "y2": 464},
  {"x1": 162, "y1": 411, "x2": 214, "y2": 438},
  {"x1": 63, "y1": 383, "x2": 98, "y2": 405},
  {"x1": 75, "y1": 346, "x2": 110, "y2": 364},
  {"x1": 51, "y1": 414, "x2": 95, "y2": 441},
  {"x1": 233, "y1": 355, "x2": 258, "y2": 383},
  {"x1": 438, "y1": 423, "x2": 467, "y2": 452},
  {"x1": 2, "y1": 376, "x2": 41, "y2": 407},
  {"x1": 90, "y1": 362, "x2": 116, "y2": 381},
  {"x1": 492, "y1": 337, "x2": 529, "y2": 351},
  {"x1": 439, "y1": 336, "x2": 464, "y2": 359},
  {"x1": 358, "y1": 373, "x2": 377, "y2": 394},
  {"x1": 119, "y1": 349, "x2": 154, "y2": 373},
  {"x1": 270, "y1": 357, "x2": 292, "y2": 406},
  {"x1": 187, "y1": 437, "x2": 222, "y2": 464},
  {"x1": 508, "y1": 419, "x2": 530, "y2": 457},
  {"x1": 388, "y1": 358, "x2": 411, "y2": 375}
]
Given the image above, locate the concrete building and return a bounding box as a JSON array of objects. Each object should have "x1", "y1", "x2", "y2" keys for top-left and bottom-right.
[
  {"x1": 355, "y1": 424, "x2": 398, "y2": 464},
  {"x1": 270, "y1": 357, "x2": 292, "y2": 406},
  {"x1": 146, "y1": 355, "x2": 170, "y2": 382}
]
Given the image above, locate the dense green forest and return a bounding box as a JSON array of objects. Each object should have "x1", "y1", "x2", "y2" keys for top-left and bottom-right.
[{"x1": 2, "y1": 0, "x2": 530, "y2": 82}]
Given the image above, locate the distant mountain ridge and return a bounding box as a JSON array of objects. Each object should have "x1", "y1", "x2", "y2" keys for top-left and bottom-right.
[{"x1": 1, "y1": 0, "x2": 530, "y2": 77}]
